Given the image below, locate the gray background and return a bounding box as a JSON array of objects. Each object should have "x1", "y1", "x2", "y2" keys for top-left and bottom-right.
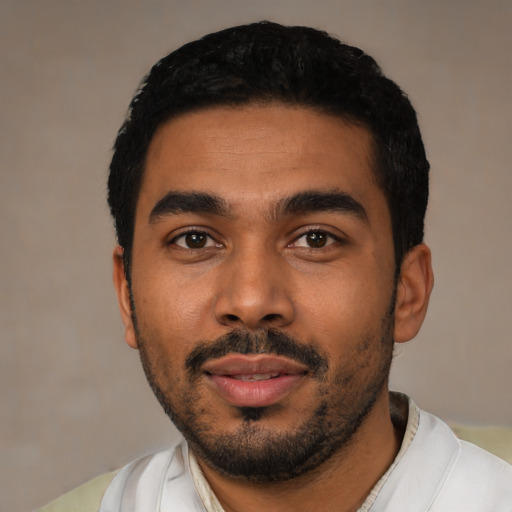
[{"x1": 1, "y1": 1, "x2": 511, "y2": 511}]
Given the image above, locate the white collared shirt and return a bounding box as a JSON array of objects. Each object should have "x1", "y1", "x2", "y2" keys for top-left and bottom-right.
[{"x1": 99, "y1": 394, "x2": 512, "y2": 511}]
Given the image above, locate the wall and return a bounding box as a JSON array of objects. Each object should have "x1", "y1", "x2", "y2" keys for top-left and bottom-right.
[{"x1": 1, "y1": 1, "x2": 511, "y2": 510}]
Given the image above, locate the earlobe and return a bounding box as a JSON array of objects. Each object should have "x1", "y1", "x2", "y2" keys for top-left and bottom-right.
[
  {"x1": 394, "y1": 244, "x2": 434, "y2": 343},
  {"x1": 112, "y1": 246, "x2": 138, "y2": 349}
]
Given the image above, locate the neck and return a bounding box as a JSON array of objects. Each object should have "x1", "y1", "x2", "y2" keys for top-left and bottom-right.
[{"x1": 195, "y1": 390, "x2": 403, "y2": 512}]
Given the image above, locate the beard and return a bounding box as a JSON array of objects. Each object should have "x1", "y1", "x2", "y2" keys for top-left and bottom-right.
[{"x1": 133, "y1": 304, "x2": 395, "y2": 484}]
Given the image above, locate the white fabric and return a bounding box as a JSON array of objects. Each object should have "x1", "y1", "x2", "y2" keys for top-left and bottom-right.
[
  {"x1": 358, "y1": 392, "x2": 419, "y2": 511},
  {"x1": 188, "y1": 450, "x2": 225, "y2": 512},
  {"x1": 99, "y1": 396, "x2": 512, "y2": 511},
  {"x1": 99, "y1": 443, "x2": 206, "y2": 512}
]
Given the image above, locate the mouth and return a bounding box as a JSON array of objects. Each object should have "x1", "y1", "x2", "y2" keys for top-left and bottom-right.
[
  {"x1": 230, "y1": 373, "x2": 281, "y2": 381},
  {"x1": 202, "y1": 354, "x2": 308, "y2": 408}
]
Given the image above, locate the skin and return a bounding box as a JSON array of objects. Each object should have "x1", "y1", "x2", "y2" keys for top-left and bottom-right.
[{"x1": 114, "y1": 104, "x2": 433, "y2": 512}]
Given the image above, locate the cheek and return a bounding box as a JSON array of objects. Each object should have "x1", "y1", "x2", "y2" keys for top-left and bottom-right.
[
  {"x1": 296, "y1": 262, "x2": 393, "y2": 343},
  {"x1": 132, "y1": 265, "x2": 215, "y2": 337}
]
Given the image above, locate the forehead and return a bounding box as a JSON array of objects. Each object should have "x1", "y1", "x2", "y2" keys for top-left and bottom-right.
[{"x1": 138, "y1": 104, "x2": 384, "y2": 219}]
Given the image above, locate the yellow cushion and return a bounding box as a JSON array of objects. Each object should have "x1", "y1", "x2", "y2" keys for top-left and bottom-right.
[
  {"x1": 451, "y1": 424, "x2": 512, "y2": 464},
  {"x1": 38, "y1": 471, "x2": 117, "y2": 512}
]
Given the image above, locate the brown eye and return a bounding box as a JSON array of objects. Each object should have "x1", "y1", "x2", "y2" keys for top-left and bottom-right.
[
  {"x1": 185, "y1": 233, "x2": 207, "y2": 248},
  {"x1": 305, "y1": 232, "x2": 328, "y2": 248},
  {"x1": 291, "y1": 230, "x2": 338, "y2": 249},
  {"x1": 173, "y1": 232, "x2": 217, "y2": 249}
]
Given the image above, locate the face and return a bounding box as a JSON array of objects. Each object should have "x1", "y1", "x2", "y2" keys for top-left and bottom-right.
[{"x1": 116, "y1": 104, "x2": 402, "y2": 482}]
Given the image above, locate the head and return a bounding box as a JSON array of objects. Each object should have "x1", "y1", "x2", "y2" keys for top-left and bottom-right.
[
  {"x1": 109, "y1": 22, "x2": 433, "y2": 484},
  {"x1": 108, "y1": 21, "x2": 429, "y2": 279}
]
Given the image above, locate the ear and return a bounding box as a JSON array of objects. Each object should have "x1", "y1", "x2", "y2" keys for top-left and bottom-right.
[
  {"x1": 394, "y1": 243, "x2": 434, "y2": 343},
  {"x1": 113, "y1": 246, "x2": 138, "y2": 349}
]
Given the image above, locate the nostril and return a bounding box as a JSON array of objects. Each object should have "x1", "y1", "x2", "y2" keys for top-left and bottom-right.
[
  {"x1": 225, "y1": 314, "x2": 240, "y2": 322},
  {"x1": 262, "y1": 313, "x2": 281, "y2": 323}
]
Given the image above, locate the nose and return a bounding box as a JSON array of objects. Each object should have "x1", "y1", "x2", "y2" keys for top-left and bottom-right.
[{"x1": 214, "y1": 245, "x2": 295, "y2": 330}]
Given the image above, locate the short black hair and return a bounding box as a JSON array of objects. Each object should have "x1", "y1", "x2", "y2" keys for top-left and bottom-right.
[{"x1": 108, "y1": 21, "x2": 429, "y2": 275}]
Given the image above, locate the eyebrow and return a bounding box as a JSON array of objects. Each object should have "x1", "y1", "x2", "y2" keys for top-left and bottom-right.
[
  {"x1": 149, "y1": 191, "x2": 230, "y2": 224},
  {"x1": 274, "y1": 190, "x2": 368, "y2": 223},
  {"x1": 148, "y1": 189, "x2": 368, "y2": 225}
]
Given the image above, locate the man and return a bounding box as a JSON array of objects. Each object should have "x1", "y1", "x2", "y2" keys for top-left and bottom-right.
[{"x1": 41, "y1": 21, "x2": 512, "y2": 512}]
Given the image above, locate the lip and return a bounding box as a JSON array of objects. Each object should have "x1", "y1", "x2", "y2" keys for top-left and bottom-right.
[{"x1": 202, "y1": 354, "x2": 308, "y2": 408}]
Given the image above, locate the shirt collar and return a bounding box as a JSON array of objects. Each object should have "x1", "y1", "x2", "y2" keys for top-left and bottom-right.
[{"x1": 188, "y1": 392, "x2": 419, "y2": 512}]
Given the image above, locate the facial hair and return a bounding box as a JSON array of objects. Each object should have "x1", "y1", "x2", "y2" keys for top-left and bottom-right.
[{"x1": 134, "y1": 306, "x2": 395, "y2": 483}]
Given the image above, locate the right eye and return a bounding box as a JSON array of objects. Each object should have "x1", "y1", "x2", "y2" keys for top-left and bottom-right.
[
  {"x1": 292, "y1": 230, "x2": 338, "y2": 249},
  {"x1": 171, "y1": 231, "x2": 220, "y2": 249}
]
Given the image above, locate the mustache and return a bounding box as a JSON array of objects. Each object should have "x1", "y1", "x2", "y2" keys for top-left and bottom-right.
[{"x1": 185, "y1": 329, "x2": 328, "y2": 378}]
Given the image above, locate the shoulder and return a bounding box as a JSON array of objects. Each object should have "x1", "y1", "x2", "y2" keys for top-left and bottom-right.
[
  {"x1": 38, "y1": 441, "x2": 196, "y2": 512},
  {"x1": 432, "y1": 438, "x2": 512, "y2": 510},
  {"x1": 99, "y1": 441, "x2": 205, "y2": 510},
  {"x1": 38, "y1": 471, "x2": 118, "y2": 512},
  {"x1": 418, "y1": 410, "x2": 512, "y2": 511},
  {"x1": 375, "y1": 399, "x2": 512, "y2": 512}
]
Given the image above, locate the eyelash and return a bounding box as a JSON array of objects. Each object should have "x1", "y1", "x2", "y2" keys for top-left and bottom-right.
[
  {"x1": 290, "y1": 229, "x2": 343, "y2": 249},
  {"x1": 168, "y1": 228, "x2": 343, "y2": 251},
  {"x1": 169, "y1": 230, "x2": 221, "y2": 250}
]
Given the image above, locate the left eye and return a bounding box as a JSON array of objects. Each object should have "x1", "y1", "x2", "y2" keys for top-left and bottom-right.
[
  {"x1": 293, "y1": 231, "x2": 337, "y2": 248},
  {"x1": 172, "y1": 232, "x2": 218, "y2": 249}
]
